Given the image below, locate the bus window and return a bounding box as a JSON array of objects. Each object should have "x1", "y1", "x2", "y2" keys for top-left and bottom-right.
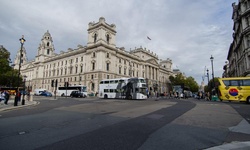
[
  {"x1": 104, "y1": 81, "x2": 109, "y2": 84},
  {"x1": 104, "y1": 89, "x2": 109, "y2": 92},
  {"x1": 231, "y1": 80, "x2": 238, "y2": 86},
  {"x1": 100, "y1": 81, "x2": 104, "y2": 84},
  {"x1": 110, "y1": 89, "x2": 114, "y2": 93},
  {"x1": 223, "y1": 80, "x2": 230, "y2": 86},
  {"x1": 110, "y1": 80, "x2": 115, "y2": 84},
  {"x1": 243, "y1": 79, "x2": 250, "y2": 86}
]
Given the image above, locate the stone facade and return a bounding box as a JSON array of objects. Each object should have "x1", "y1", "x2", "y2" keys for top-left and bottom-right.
[
  {"x1": 227, "y1": 0, "x2": 250, "y2": 77},
  {"x1": 14, "y1": 17, "x2": 173, "y2": 94}
]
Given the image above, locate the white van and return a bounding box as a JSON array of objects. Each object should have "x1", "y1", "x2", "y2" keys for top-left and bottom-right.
[{"x1": 34, "y1": 89, "x2": 47, "y2": 95}]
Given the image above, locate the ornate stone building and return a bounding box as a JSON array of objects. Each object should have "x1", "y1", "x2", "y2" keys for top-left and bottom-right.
[
  {"x1": 14, "y1": 17, "x2": 173, "y2": 94},
  {"x1": 227, "y1": 0, "x2": 250, "y2": 77}
]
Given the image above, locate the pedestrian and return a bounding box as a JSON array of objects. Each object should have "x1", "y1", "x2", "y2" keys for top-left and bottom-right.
[
  {"x1": 1, "y1": 91, "x2": 6, "y2": 102},
  {"x1": 17, "y1": 90, "x2": 21, "y2": 102},
  {"x1": 4, "y1": 90, "x2": 10, "y2": 105}
]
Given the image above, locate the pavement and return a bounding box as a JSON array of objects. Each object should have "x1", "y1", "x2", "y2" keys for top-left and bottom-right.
[
  {"x1": 0, "y1": 96, "x2": 250, "y2": 149},
  {"x1": 0, "y1": 95, "x2": 39, "y2": 111}
]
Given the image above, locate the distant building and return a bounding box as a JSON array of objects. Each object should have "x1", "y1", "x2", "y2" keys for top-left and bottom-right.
[
  {"x1": 227, "y1": 1, "x2": 250, "y2": 77},
  {"x1": 14, "y1": 17, "x2": 174, "y2": 94}
]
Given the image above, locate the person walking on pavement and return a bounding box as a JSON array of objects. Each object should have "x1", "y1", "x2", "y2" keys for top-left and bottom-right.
[{"x1": 4, "y1": 90, "x2": 10, "y2": 105}]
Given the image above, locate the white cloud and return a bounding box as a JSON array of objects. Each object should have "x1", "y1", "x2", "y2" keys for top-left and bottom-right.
[{"x1": 0, "y1": 0, "x2": 236, "y2": 85}]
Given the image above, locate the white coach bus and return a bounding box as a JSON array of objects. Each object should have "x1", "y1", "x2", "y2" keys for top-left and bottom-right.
[
  {"x1": 57, "y1": 85, "x2": 87, "y2": 97},
  {"x1": 98, "y1": 77, "x2": 148, "y2": 100}
]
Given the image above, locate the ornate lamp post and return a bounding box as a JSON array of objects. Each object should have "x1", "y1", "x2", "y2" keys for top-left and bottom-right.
[
  {"x1": 11, "y1": 64, "x2": 15, "y2": 87},
  {"x1": 210, "y1": 55, "x2": 215, "y2": 94},
  {"x1": 14, "y1": 35, "x2": 25, "y2": 106},
  {"x1": 22, "y1": 75, "x2": 27, "y2": 105}
]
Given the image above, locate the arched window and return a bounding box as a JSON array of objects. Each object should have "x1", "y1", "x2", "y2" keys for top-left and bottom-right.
[
  {"x1": 94, "y1": 33, "x2": 97, "y2": 43},
  {"x1": 47, "y1": 49, "x2": 50, "y2": 55},
  {"x1": 47, "y1": 42, "x2": 50, "y2": 46},
  {"x1": 106, "y1": 34, "x2": 110, "y2": 44},
  {"x1": 106, "y1": 63, "x2": 109, "y2": 71}
]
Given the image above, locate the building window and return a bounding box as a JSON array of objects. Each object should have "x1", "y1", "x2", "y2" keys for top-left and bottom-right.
[
  {"x1": 47, "y1": 49, "x2": 50, "y2": 55},
  {"x1": 75, "y1": 66, "x2": 78, "y2": 73},
  {"x1": 91, "y1": 74, "x2": 94, "y2": 79},
  {"x1": 65, "y1": 68, "x2": 67, "y2": 75},
  {"x1": 80, "y1": 65, "x2": 83, "y2": 73},
  {"x1": 119, "y1": 58, "x2": 121, "y2": 63},
  {"x1": 75, "y1": 77, "x2": 77, "y2": 81},
  {"x1": 47, "y1": 42, "x2": 49, "y2": 46},
  {"x1": 93, "y1": 52, "x2": 96, "y2": 57},
  {"x1": 107, "y1": 53, "x2": 109, "y2": 58},
  {"x1": 124, "y1": 68, "x2": 126, "y2": 75},
  {"x1": 81, "y1": 57, "x2": 83, "y2": 62},
  {"x1": 92, "y1": 62, "x2": 95, "y2": 70},
  {"x1": 61, "y1": 61, "x2": 63, "y2": 66},
  {"x1": 106, "y1": 63, "x2": 109, "y2": 71},
  {"x1": 70, "y1": 67, "x2": 73, "y2": 74},
  {"x1": 124, "y1": 60, "x2": 126, "y2": 64},
  {"x1": 137, "y1": 71, "x2": 138, "y2": 77},
  {"x1": 106, "y1": 34, "x2": 110, "y2": 44},
  {"x1": 107, "y1": 75, "x2": 110, "y2": 79},
  {"x1": 119, "y1": 67, "x2": 121, "y2": 74},
  {"x1": 70, "y1": 59, "x2": 73, "y2": 64},
  {"x1": 76, "y1": 58, "x2": 78, "y2": 63},
  {"x1": 65, "y1": 60, "x2": 67, "y2": 65},
  {"x1": 61, "y1": 69, "x2": 63, "y2": 75},
  {"x1": 91, "y1": 83, "x2": 95, "y2": 91},
  {"x1": 94, "y1": 33, "x2": 97, "y2": 43}
]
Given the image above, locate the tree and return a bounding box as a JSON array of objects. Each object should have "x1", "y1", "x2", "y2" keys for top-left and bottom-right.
[
  {"x1": 169, "y1": 73, "x2": 199, "y2": 92},
  {"x1": 0, "y1": 45, "x2": 20, "y2": 87}
]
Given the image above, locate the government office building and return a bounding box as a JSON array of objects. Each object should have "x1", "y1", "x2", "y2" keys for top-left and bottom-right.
[
  {"x1": 14, "y1": 17, "x2": 174, "y2": 94},
  {"x1": 225, "y1": 1, "x2": 250, "y2": 77}
]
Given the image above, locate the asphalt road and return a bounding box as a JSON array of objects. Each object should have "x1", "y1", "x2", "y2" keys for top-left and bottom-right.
[{"x1": 0, "y1": 97, "x2": 249, "y2": 150}]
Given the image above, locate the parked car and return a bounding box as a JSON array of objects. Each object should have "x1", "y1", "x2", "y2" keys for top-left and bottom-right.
[
  {"x1": 34, "y1": 89, "x2": 47, "y2": 96},
  {"x1": 70, "y1": 91, "x2": 86, "y2": 98},
  {"x1": 40, "y1": 91, "x2": 52, "y2": 97}
]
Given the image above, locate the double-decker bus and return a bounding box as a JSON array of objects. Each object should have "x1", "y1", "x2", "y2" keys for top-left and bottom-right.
[
  {"x1": 98, "y1": 77, "x2": 148, "y2": 100},
  {"x1": 217, "y1": 77, "x2": 250, "y2": 104},
  {"x1": 57, "y1": 85, "x2": 87, "y2": 97}
]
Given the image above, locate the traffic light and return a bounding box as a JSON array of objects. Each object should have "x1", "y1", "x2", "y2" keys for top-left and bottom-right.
[
  {"x1": 51, "y1": 80, "x2": 54, "y2": 87},
  {"x1": 55, "y1": 79, "x2": 58, "y2": 87}
]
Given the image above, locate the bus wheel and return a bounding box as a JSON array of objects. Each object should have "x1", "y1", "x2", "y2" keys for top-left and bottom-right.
[
  {"x1": 104, "y1": 95, "x2": 108, "y2": 99},
  {"x1": 128, "y1": 95, "x2": 132, "y2": 100},
  {"x1": 246, "y1": 97, "x2": 250, "y2": 104},
  {"x1": 61, "y1": 93, "x2": 65, "y2": 97}
]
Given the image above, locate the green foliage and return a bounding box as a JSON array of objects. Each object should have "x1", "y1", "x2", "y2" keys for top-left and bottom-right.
[
  {"x1": 0, "y1": 46, "x2": 11, "y2": 74},
  {"x1": 169, "y1": 73, "x2": 199, "y2": 92},
  {"x1": 206, "y1": 77, "x2": 219, "y2": 92},
  {"x1": 0, "y1": 46, "x2": 20, "y2": 87}
]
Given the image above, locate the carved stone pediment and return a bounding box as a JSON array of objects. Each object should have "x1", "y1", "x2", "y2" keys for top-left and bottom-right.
[{"x1": 146, "y1": 58, "x2": 158, "y2": 66}]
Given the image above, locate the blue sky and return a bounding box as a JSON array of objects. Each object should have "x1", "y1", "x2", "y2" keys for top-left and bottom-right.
[{"x1": 0, "y1": 0, "x2": 236, "y2": 85}]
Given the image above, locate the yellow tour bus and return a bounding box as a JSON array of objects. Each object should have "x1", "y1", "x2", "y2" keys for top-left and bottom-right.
[{"x1": 217, "y1": 77, "x2": 250, "y2": 104}]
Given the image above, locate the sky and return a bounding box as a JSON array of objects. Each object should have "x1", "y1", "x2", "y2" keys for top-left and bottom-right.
[{"x1": 0, "y1": 0, "x2": 237, "y2": 85}]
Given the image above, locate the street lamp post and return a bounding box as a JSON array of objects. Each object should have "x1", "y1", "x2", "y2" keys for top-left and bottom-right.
[
  {"x1": 14, "y1": 35, "x2": 25, "y2": 106},
  {"x1": 206, "y1": 69, "x2": 209, "y2": 85},
  {"x1": 210, "y1": 55, "x2": 215, "y2": 94},
  {"x1": 22, "y1": 75, "x2": 27, "y2": 105},
  {"x1": 11, "y1": 64, "x2": 15, "y2": 87}
]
